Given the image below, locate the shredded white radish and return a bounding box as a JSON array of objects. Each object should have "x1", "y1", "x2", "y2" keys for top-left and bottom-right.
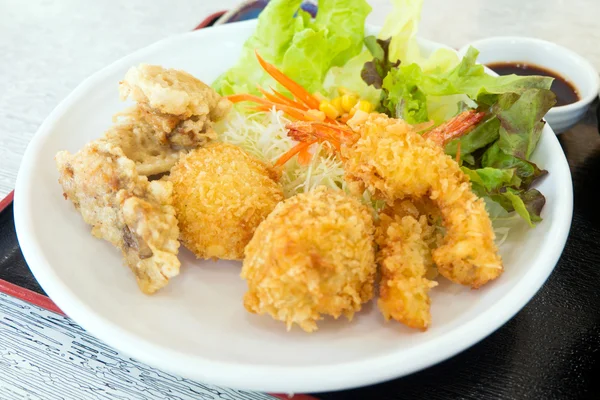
[{"x1": 217, "y1": 108, "x2": 376, "y2": 202}]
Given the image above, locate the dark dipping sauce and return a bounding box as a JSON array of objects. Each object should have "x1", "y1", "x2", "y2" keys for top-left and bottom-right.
[{"x1": 486, "y1": 62, "x2": 580, "y2": 107}]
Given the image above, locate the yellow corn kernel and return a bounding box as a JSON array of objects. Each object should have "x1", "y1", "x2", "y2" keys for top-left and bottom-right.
[
  {"x1": 341, "y1": 94, "x2": 359, "y2": 112},
  {"x1": 331, "y1": 97, "x2": 344, "y2": 114},
  {"x1": 306, "y1": 109, "x2": 326, "y2": 121},
  {"x1": 337, "y1": 86, "x2": 354, "y2": 96},
  {"x1": 356, "y1": 100, "x2": 374, "y2": 113},
  {"x1": 319, "y1": 101, "x2": 340, "y2": 119},
  {"x1": 348, "y1": 107, "x2": 357, "y2": 118}
]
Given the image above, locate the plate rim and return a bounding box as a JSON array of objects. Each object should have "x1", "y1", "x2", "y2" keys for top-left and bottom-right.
[{"x1": 14, "y1": 19, "x2": 574, "y2": 393}]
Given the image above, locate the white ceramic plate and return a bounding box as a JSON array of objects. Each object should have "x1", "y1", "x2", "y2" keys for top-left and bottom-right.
[{"x1": 14, "y1": 20, "x2": 573, "y2": 393}]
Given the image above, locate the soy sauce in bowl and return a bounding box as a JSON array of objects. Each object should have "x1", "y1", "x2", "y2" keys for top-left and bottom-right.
[{"x1": 486, "y1": 62, "x2": 580, "y2": 107}]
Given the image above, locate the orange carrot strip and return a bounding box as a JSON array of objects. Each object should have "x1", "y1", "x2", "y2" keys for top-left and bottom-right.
[
  {"x1": 257, "y1": 86, "x2": 290, "y2": 106},
  {"x1": 276, "y1": 106, "x2": 308, "y2": 121},
  {"x1": 225, "y1": 93, "x2": 272, "y2": 105},
  {"x1": 297, "y1": 147, "x2": 313, "y2": 165},
  {"x1": 270, "y1": 88, "x2": 309, "y2": 110},
  {"x1": 275, "y1": 140, "x2": 316, "y2": 167},
  {"x1": 244, "y1": 99, "x2": 310, "y2": 121},
  {"x1": 255, "y1": 50, "x2": 321, "y2": 110}
]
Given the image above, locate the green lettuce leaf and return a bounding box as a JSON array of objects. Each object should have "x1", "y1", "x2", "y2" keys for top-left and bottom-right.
[
  {"x1": 322, "y1": 50, "x2": 381, "y2": 105},
  {"x1": 482, "y1": 143, "x2": 547, "y2": 188},
  {"x1": 462, "y1": 167, "x2": 521, "y2": 192},
  {"x1": 434, "y1": 47, "x2": 553, "y2": 100},
  {"x1": 489, "y1": 188, "x2": 546, "y2": 227},
  {"x1": 212, "y1": 0, "x2": 303, "y2": 95},
  {"x1": 463, "y1": 166, "x2": 546, "y2": 227},
  {"x1": 380, "y1": 63, "x2": 429, "y2": 123},
  {"x1": 361, "y1": 36, "x2": 400, "y2": 89},
  {"x1": 445, "y1": 116, "x2": 500, "y2": 159},
  {"x1": 378, "y1": 0, "x2": 459, "y2": 73},
  {"x1": 315, "y1": 0, "x2": 372, "y2": 66},
  {"x1": 212, "y1": 0, "x2": 371, "y2": 96},
  {"x1": 492, "y1": 89, "x2": 557, "y2": 159},
  {"x1": 379, "y1": 47, "x2": 554, "y2": 122}
]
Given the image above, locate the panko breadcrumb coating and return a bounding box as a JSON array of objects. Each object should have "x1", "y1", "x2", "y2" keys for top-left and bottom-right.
[
  {"x1": 55, "y1": 140, "x2": 180, "y2": 294},
  {"x1": 169, "y1": 142, "x2": 283, "y2": 260},
  {"x1": 344, "y1": 112, "x2": 503, "y2": 288},
  {"x1": 377, "y1": 200, "x2": 441, "y2": 330},
  {"x1": 241, "y1": 186, "x2": 376, "y2": 332},
  {"x1": 119, "y1": 64, "x2": 231, "y2": 149}
]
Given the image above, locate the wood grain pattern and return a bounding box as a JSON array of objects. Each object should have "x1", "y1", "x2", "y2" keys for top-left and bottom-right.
[{"x1": 0, "y1": 292, "x2": 285, "y2": 400}]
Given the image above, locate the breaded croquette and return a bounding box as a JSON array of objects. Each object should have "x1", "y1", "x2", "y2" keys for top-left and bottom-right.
[
  {"x1": 241, "y1": 186, "x2": 376, "y2": 332},
  {"x1": 169, "y1": 142, "x2": 283, "y2": 260}
]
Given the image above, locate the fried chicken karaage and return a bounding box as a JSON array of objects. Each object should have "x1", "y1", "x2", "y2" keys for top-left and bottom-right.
[
  {"x1": 241, "y1": 186, "x2": 376, "y2": 332},
  {"x1": 169, "y1": 142, "x2": 284, "y2": 260},
  {"x1": 55, "y1": 140, "x2": 180, "y2": 294}
]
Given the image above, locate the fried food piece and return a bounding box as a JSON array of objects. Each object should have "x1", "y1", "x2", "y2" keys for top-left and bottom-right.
[
  {"x1": 344, "y1": 113, "x2": 503, "y2": 288},
  {"x1": 241, "y1": 186, "x2": 376, "y2": 332},
  {"x1": 119, "y1": 64, "x2": 231, "y2": 149},
  {"x1": 377, "y1": 200, "x2": 441, "y2": 330},
  {"x1": 104, "y1": 106, "x2": 185, "y2": 176},
  {"x1": 55, "y1": 140, "x2": 180, "y2": 294},
  {"x1": 169, "y1": 142, "x2": 283, "y2": 260}
]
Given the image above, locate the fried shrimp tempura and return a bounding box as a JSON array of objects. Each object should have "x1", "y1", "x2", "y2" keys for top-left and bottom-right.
[
  {"x1": 377, "y1": 200, "x2": 441, "y2": 330},
  {"x1": 55, "y1": 140, "x2": 180, "y2": 294},
  {"x1": 119, "y1": 64, "x2": 231, "y2": 149},
  {"x1": 169, "y1": 142, "x2": 284, "y2": 260},
  {"x1": 344, "y1": 113, "x2": 503, "y2": 288},
  {"x1": 241, "y1": 186, "x2": 376, "y2": 332}
]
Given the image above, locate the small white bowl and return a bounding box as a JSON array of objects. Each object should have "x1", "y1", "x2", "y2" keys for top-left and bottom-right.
[{"x1": 459, "y1": 37, "x2": 600, "y2": 134}]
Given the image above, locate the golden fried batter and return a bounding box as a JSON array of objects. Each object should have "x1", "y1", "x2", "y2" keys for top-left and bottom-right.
[
  {"x1": 377, "y1": 200, "x2": 441, "y2": 330},
  {"x1": 104, "y1": 106, "x2": 185, "y2": 176},
  {"x1": 344, "y1": 112, "x2": 503, "y2": 288},
  {"x1": 241, "y1": 186, "x2": 376, "y2": 332},
  {"x1": 55, "y1": 140, "x2": 180, "y2": 294},
  {"x1": 119, "y1": 64, "x2": 231, "y2": 149},
  {"x1": 169, "y1": 142, "x2": 283, "y2": 260}
]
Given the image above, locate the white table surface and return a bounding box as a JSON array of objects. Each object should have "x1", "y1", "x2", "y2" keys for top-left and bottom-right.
[{"x1": 1, "y1": 0, "x2": 599, "y2": 199}]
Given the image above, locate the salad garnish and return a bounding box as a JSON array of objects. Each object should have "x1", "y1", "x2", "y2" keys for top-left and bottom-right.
[{"x1": 214, "y1": 0, "x2": 557, "y2": 226}]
